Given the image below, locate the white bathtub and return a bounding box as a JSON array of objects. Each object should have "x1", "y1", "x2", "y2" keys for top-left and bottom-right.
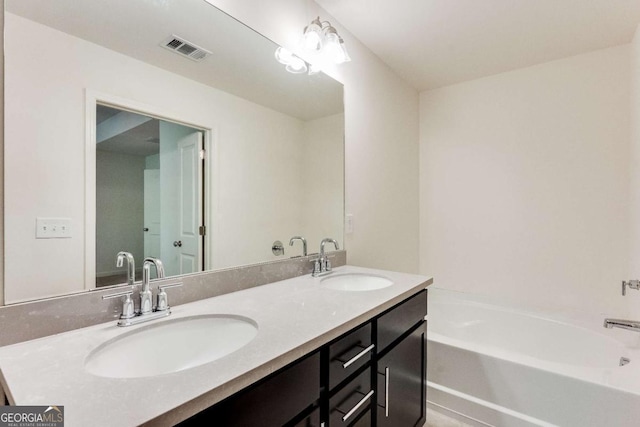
[{"x1": 427, "y1": 288, "x2": 640, "y2": 427}]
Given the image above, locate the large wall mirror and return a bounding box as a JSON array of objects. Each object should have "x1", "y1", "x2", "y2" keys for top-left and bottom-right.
[{"x1": 3, "y1": 0, "x2": 344, "y2": 304}]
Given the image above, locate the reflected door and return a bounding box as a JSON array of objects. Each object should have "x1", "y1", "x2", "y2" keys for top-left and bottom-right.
[
  {"x1": 143, "y1": 169, "x2": 161, "y2": 258},
  {"x1": 160, "y1": 122, "x2": 203, "y2": 276}
]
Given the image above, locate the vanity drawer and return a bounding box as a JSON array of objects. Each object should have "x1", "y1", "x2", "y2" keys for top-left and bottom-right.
[
  {"x1": 291, "y1": 408, "x2": 320, "y2": 427},
  {"x1": 377, "y1": 290, "x2": 427, "y2": 353},
  {"x1": 329, "y1": 322, "x2": 373, "y2": 390},
  {"x1": 329, "y1": 368, "x2": 373, "y2": 427},
  {"x1": 180, "y1": 352, "x2": 319, "y2": 427}
]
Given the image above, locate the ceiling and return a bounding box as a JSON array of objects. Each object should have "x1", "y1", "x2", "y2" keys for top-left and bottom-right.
[
  {"x1": 6, "y1": 0, "x2": 343, "y2": 121},
  {"x1": 316, "y1": 0, "x2": 640, "y2": 91},
  {"x1": 96, "y1": 106, "x2": 161, "y2": 157}
]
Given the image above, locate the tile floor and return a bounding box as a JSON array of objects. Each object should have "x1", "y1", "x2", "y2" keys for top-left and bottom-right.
[{"x1": 425, "y1": 408, "x2": 474, "y2": 427}]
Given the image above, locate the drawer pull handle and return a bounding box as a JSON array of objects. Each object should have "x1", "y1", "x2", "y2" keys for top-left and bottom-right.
[
  {"x1": 341, "y1": 389, "x2": 374, "y2": 422},
  {"x1": 385, "y1": 367, "x2": 390, "y2": 417},
  {"x1": 343, "y1": 344, "x2": 375, "y2": 369}
]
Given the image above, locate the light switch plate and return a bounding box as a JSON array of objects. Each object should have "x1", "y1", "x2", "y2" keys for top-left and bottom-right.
[
  {"x1": 345, "y1": 214, "x2": 354, "y2": 234},
  {"x1": 36, "y1": 218, "x2": 72, "y2": 239}
]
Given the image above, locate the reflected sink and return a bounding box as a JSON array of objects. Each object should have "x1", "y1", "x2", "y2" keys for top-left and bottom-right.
[
  {"x1": 85, "y1": 315, "x2": 258, "y2": 378},
  {"x1": 321, "y1": 273, "x2": 393, "y2": 291}
]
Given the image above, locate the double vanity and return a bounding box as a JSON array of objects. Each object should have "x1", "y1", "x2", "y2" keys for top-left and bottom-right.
[
  {"x1": 0, "y1": 266, "x2": 431, "y2": 426},
  {"x1": 0, "y1": 2, "x2": 430, "y2": 425}
]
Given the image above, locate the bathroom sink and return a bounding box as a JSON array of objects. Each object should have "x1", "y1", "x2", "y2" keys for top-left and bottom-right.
[
  {"x1": 85, "y1": 315, "x2": 258, "y2": 378},
  {"x1": 321, "y1": 273, "x2": 393, "y2": 291}
]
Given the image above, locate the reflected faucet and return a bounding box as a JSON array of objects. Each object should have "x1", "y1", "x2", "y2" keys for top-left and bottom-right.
[
  {"x1": 289, "y1": 236, "x2": 307, "y2": 257},
  {"x1": 141, "y1": 258, "x2": 165, "y2": 314},
  {"x1": 604, "y1": 318, "x2": 640, "y2": 333},
  {"x1": 116, "y1": 251, "x2": 135, "y2": 287}
]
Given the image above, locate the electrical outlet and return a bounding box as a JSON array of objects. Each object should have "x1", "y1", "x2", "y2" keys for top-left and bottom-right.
[{"x1": 36, "y1": 218, "x2": 72, "y2": 239}]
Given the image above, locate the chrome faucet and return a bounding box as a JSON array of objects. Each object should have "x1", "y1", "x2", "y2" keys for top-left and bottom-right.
[
  {"x1": 289, "y1": 236, "x2": 307, "y2": 257},
  {"x1": 103, "y1": 256, "x2": 181, "y2": 327},
  {"x1": 311, "y1": 238, "x2": 340, "y2": 277},
  {"x1": 116, "y1": 251, "x2": 135, "y2": 287},
  {"x1": 141, "y1": 257, "x2": 165, "y2": 314},
  {"x1": 604, "y1": 318, "x2": 640, "y2": 332}
]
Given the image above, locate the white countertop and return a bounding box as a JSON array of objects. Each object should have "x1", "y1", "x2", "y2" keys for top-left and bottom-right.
[{"x1": 0, "y1": 266, "x2": 432, "y2": 426}]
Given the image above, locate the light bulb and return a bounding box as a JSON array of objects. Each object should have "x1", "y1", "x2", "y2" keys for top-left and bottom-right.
[
  {"x1": 338, "y1": 40, "x2": 351, "y2": 64},
  {"x1": 285, "y1": 57, "x2": 308, "y2": 74},
  {"x1": 323, "y1": 32, "x2": 345, "y2": 64},
  {"x1": 302, "y1": 20, "x2": 323, "y2": 52},
  {"x1": 308, "y1": 63, "x2": 322, "y2": 75},
  {"x1": 304, "y1": 31, "x2": 322, "y2": 51},
  {"x1": 274, "y1": 47, "x2": 294, "y2": 65}
]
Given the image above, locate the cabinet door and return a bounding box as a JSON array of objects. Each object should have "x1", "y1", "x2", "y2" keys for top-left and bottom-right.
[{"x1": 376, "y1": 322, "x2": 426, "y2": 427}]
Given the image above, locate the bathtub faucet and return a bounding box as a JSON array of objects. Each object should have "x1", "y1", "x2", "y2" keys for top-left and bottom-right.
[{"x1": 603, "y1": 318, "x2": 640, "y2": 332}]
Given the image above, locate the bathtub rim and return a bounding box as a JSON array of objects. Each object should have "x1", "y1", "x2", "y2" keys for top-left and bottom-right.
[{"x1": 427, "y1": 288, "x2": 640, "y2": 396}]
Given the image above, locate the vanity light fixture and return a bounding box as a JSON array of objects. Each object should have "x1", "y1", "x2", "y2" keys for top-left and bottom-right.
[
  {"x1": 302, "y1": 17, "x2": 351, "y2": 64},
  {"x1": 274, "y1": 47, "x2": 308, "y2": 74},
  {"x1": 275, "y1": 16, "x2": 351, "y2": 75}
]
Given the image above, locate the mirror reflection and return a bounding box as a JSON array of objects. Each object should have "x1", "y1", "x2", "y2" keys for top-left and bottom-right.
[
  {"x1": 4, "y1": 0, "x2": 344, "y2": 303},
  {"x1": 96, "y1": 106, "x2": 205, "y2": 286}
]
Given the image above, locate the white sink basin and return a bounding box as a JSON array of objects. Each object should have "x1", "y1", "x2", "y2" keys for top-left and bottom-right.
[
  {"x1": 85, "y1": 315, "x2": 258, "y2": 378},
  {"x1": 321, "y1": 273, "x2": 393, "y2": 291}
]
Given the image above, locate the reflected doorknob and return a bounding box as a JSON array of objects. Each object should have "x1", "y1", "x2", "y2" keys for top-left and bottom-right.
[{"x1": 173, "y1": 241, "x2": 182, "y2": 247}]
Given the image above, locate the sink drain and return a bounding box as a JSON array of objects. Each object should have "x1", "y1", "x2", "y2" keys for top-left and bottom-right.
[{"x1": 620, "y1": 357, "x2": 631, "y2": 366}]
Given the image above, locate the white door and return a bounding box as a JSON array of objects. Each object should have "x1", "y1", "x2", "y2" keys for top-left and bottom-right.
[
  {"x1": 143, "y1": 169, "x2": 161, "y2": 259},
  {"x1": 160, "y1": 122, "x2": 203, "y2": 276},
  {"x1": 175, "y1": 134, "x2": 203, "y2": 274}
]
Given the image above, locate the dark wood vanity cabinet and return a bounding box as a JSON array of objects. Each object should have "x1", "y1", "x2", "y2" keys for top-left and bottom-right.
[
  {"x1": 179, "y1": 289, "x2": 427, "y2": 427},
  {"x1": 179, "y1": 352, "x2": 320, "y2": 427},
  {"x1": 376, "y1": 324, "x2": 427, "y2": 427}
]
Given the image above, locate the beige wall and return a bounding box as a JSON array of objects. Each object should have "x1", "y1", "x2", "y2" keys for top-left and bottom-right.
[
  {"x1": 209, "y1": 0, "x2": 421, "y2": 273},
  {"x1": 629, "y1": 25, "x2": 640, "y2": 313},
  {"x1": 420, "y1": 45, "x2": 631, "y2": 315}
]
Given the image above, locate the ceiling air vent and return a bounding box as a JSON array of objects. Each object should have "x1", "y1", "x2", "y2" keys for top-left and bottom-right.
[{"x1": 161, "y1": 35, "x2": 211, "y2": 62}]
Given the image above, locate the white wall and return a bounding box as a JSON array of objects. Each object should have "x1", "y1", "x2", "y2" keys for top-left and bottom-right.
[
  {"x1": 629, "y1": 25, "x2": 640, "y2": 314},
  {"x1": 420, "y1": 45, "x2": 631, "y2": 315},
  {"x1": 95, "y1": 151, "x2": 145, "y2": 277},
  {"x1": 3, "y1": 13, "x2": 327, "y2": 302},
  {"x1": 209, "y1": 0, "x2": 421, "y2": 273}
]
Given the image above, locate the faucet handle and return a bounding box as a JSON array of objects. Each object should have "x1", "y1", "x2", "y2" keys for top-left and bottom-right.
[
  {"x1": 102, "y1": 290, "x2": 135, "y2": 320},
  {"x1": 310, "y1": 258, "x2": 322, "y2": 277},
  {"x1": 156, "y1": 282, "x2": 183, "y2": 312}
]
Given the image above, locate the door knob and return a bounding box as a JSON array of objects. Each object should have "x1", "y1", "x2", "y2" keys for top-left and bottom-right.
[{"x1": 173, "y1": 241, "x2": 182, "y2": 247}]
